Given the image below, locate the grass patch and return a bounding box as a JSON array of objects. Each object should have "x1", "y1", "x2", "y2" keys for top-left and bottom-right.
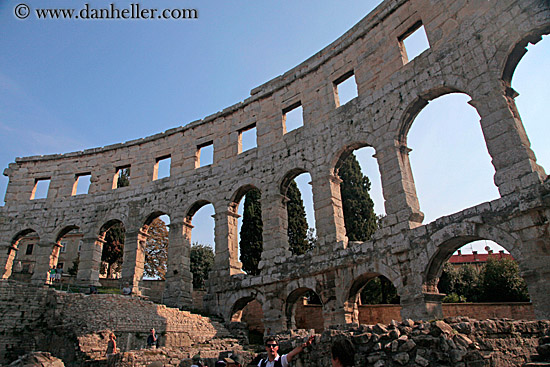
[{"x1": 98, "y1": 287, "x2": 121, "y2": 294}]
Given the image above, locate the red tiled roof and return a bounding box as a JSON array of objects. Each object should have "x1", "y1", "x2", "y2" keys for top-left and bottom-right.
[{"x1": 449, "y1": 252, "x2": 513, "y2": 264}]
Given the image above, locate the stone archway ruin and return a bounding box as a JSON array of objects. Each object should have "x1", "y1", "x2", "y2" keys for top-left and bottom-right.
[{"x1": 2, "y1": 0, "x2": 550, "y2": 331}]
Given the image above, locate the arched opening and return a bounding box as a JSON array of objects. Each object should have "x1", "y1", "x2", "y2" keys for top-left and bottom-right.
[
  {"x1": 285, "y1": 288, "x2": 324, "y2": 333},
  {"x1": 345, "y1": 273, "x2": 401, "y2": 325},
  {"x1": 281, "y1": 170, "x2": 317, "y2": 255},
  {"x1": 142, "y1": 213, "x2": 169, "y2": 280},
  {"x1": 509, "y1": 34, "x2": 550, "y2": 172},
  {"x1": 405, "y1": 93, "x2": 500, "y2": 223},
  {"x1": 230, "y1": 297, "x2": 264, "y2": 345},
  {"x1": 56, "y1": 226, "x2": 82, "y2": 281},
  {"x1": 334, "y1": 145, "x2": 383, "y2": 242},
  {"x1": 99, "y1": 220, "x2": 125, "y2": 279},
  {"x1": 189, "y1": 201, "x2": 215, "y2": 250},
  {"x1": 139, "y1": 213, "x2": 170, "y2": 302},
  {"x1": 428, "y1": 238, "x2": 533, "y2": 320},
  {"x1": 187, "y1": 201, "x2": 215, "y2": 290},
  {"x1": 6, "y1": 229, "x2": 39, "y2": 281},
  {"x1": 233, "y1": 185, "x2": 263, "y2": 275}
]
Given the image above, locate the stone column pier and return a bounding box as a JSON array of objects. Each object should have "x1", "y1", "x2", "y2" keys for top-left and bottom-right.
[
  {"x1": 0, "y1": 243, "x2": 18, "y2": 279},
  {"x1": 121, "y1": 229, "x2": 147, "y2": 295},
  {"x1": 31, "y1": 241, "x2": 59, "y2": 285},
  {"x1": 471, "y1": 90, "x2": 546, "y2": 196},
  {"x1": 375, "y1": 141, "x2": 424, "y2": 228},
  {"x1": 516, "y1": 224, "x2": 550, "y2": 320},
  {"x1": 262, "y1": 292, "x2": 286, "y2": 334},
  {"x1": 322, "y1": 303, "x2": 347, "y2": 329},
  {"x1": 213, "y1": 210, "x2": 242, "y2": 277},
  {"x1": 259, "y1": 193, "x2": 291, "y2": 270},
  {"x1": 163, "y1": 220, "x2": 193, "y2": 308},
  {"x1": 76, "y1": 236, "x2": 103, "y2": 286},
  {"x1": 400, "y1": 291, "x2": 445, "y2": 321},
  {"x1": 311, "y1": 174, "x2": 347, "y2": 248}
]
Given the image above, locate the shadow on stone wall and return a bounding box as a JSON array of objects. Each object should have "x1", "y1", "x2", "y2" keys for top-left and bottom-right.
[{"x1": 0, "y1": 280, "x2": 239, "y2": 366}]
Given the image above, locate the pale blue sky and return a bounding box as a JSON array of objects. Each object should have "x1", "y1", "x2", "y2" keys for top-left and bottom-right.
[{"x1": 1, "y1": 1, "x2": 548, "y2": 255}]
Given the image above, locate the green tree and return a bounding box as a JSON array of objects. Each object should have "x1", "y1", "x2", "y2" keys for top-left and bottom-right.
[
  {"x1": 68, "y1": 255, "x2": 79, "y2": 276},
  {"x1": 190, "y1": 243, "x2": 214, "y2": 289},
  {"x1": 101, "y1": 223, "x2": 125, "y2": 278},
  {"x1": 439, "y1": 256, "x2": 529, "y2": 303},
  {"x1": 338, "y1": 153, "x2": 377, "y2": 241},
  {"x1": 439, "y1": 262, "x2": 481, "y2": 302},
  {"x1": 117, "y1": 167, "x2": 130, "y2": 188},
  {"x1": 360, "y1": 276, "x2": 400, "y2": 305},
  {"x1": 306, "y1": 227, "x2": 318, "y2": 249},
  {"x1": 456, "y1": 264, "x2": 481, "y2": 301},
  {"x1": 239, "y1": 189, "x2": 263, "y2": 275},
  {"x1": 479, "y1": 257, "x2": 529, "y2": 302},
  {"x1": 144, "y1": 218, "x2": 168, "y2": 280},
  {"x1": 287, "y1": 180, "x2": 312, "y2": 255}
]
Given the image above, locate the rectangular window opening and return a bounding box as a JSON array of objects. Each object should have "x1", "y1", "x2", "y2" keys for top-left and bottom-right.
[
  {"x1": 30, "y1": 178, "x2": 50, "y2": 200},
  {"x1": 239, "y1": 124, "x2": 257, "y2": 153},
  {"x1": 283, "y1": 102, "x2": 304, "y2": 133},
  {"x1": 72, "y1": 173, "x2": 91, "y2": 196},
  {"x1": 334, "y1": 71, "x2": 358, "y2": 107},
  {"x1": 60, "y1": 241, "x2": 68, "y2": 253},
  {"x1": 399, "y1": 22, "x2": 430, "y2": 64},
  {"x1": 154, "y1": 155, "x2": 171, "y2": 180},
  {"x1": 196, "y1": 142, "x2": 214, "y2": 168},
  {"x1": 25, "y1": 244, "x2": 34, "y2": 255},
  {"x1": 113, "y1": 166, "x2": 131, "y2": 189}
]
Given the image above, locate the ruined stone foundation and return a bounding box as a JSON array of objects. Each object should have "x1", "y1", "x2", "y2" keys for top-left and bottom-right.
[{"x1": 1, "y1": 281, "x2": 550, "y2": 367}]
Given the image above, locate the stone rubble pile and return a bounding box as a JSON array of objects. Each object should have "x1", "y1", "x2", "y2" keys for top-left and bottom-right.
[
  {"x1": 0, "y1": 281, "x2": 248, "y2": 366},
  {"x1": 106, "y1": 345, "x2": 256, "y2": 367},
  {"x1": 3, "y1": 281, "x2": 550, "y2": 367},
  {"x1": 8, "y1": 352, "x2": 65, "y2": 367},
  {"x1": 273, "y1": 318, "x2": 550, "y2": 367},
  {"x1": 525, "y1": 334, "x2": 550, "y2": 366},
  {"x1": 117, "y1": 317, "x2": 550, "y2": 367}
]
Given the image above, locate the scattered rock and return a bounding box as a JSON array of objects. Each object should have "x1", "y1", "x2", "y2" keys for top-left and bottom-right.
[
  {"x1": 398, "y1": 340, "x2": 416, "y2": 353},
  {"x1": 374, "y1": 324, "x2": 389, "y2": 334},
  {"x1": 414, "y1": 354, "x2": 430, "y2": 367},
  {"x1": 431, "y1": 320, "x2": 454, "y2": 336},
  {"x1": 392, "y1": 352, "x2": 409, "y2": 365},
  {"x1": 8, "y1": 352, "x2": 64, "y2": 367},
  {"x1": 454, "y1": 333, "x2": 473, "y2": 348}
]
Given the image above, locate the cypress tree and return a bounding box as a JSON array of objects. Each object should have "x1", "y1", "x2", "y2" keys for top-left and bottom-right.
[
  {"x1": 190, "y1": 243, "x2": 215, "y2": 289},
  {"x1": 339, "y1": 153, "x2": 377, "y2": 241},
  {"x1": 239, "y1": 189, "x2": 263, "y2": 275},
  {"x1": 286, "y1": 180, "x2": 311, "y2": 255},
  {"x1": 101, "y1": 222, "x2": 125, "y2": 278}
]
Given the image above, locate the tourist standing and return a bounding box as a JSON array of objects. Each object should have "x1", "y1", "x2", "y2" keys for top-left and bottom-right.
[
  {"x1": 258, "y1": 335, "x2": 314, "y2": 367},
  {"x1": 55, "y1": 266, "x2": 63, "y2": 282},
  {"x1": 105, "y1": 333, "x2": 117, "y2": 356},
  {"x1": 147, "y1": 328, "x2": 158, "y2": 348},
  {"x1": 48, "y1": 267, "x2": 56, "y2": 284},
  {"x1": 122, "y1": 283, "x2": 132, "y2": 295},
  {"x1": 191, "y1": 353, "x2": 204, "y2": 367},
  {"x1": 331, "y1": 338, "x2": 355, "y2": 367}
]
